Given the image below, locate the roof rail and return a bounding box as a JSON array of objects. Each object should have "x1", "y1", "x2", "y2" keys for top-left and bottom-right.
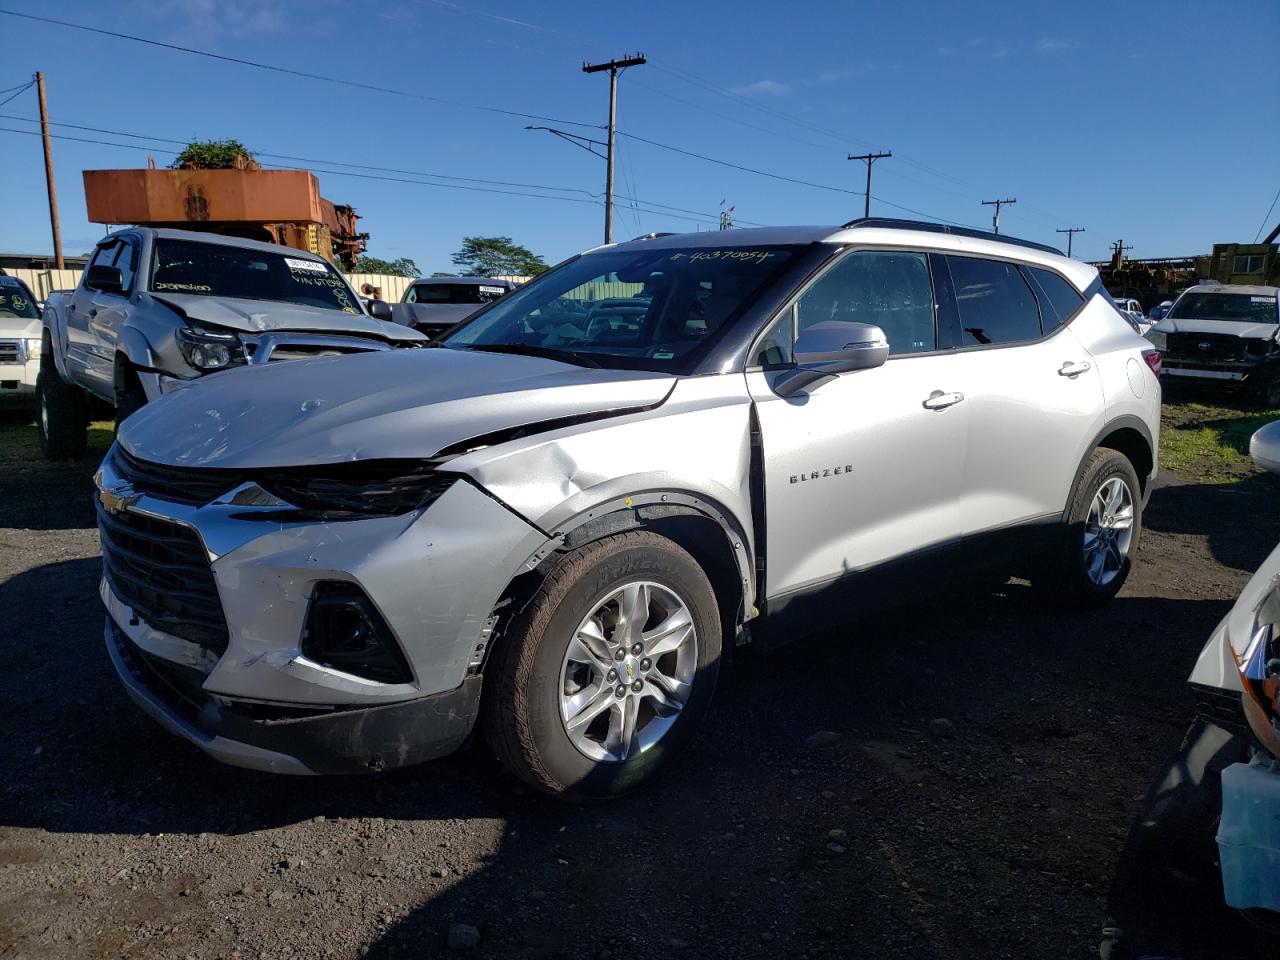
[
  {"x1": 629, "y1": 231, "x2": 679, "y2": 242},
  {"x1": 841, "y1": 217, "x2": 1064, "y2": 256}
]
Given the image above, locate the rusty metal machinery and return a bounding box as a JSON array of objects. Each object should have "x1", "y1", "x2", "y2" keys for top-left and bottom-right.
[{"x1": 82, "y1": 168, "x2": 369, "y2": 269}]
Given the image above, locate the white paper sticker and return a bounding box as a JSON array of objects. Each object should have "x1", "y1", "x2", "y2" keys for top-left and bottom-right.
[
  {"x1": 1251, "y1": 296, "x2": 1276, "y2": 303},
  {"x1": 479, "y1": 285, "x2": 505, "y2": 295},
  {"x1": 285, "y1": 257, "x2": 329, "y2": 274}
]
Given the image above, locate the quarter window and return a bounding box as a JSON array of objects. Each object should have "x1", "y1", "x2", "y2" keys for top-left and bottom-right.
[
  {"x1": 113, "y1": 241, "x2": 137, "y2": 293},
  {"x1": 1026, "y1": 267, "x2": 1084, "y2": 332},
  {"x1": 946, "y1": 256, "x2": 1041, "y2": 346},
  {"x1": 793, "y1": 250, "x2": 936, "y2": 355}
]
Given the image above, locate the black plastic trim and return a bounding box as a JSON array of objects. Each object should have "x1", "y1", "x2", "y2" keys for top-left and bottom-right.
[{"x1": 841, "y1": 217, "x2": 1064, "y2": 256}]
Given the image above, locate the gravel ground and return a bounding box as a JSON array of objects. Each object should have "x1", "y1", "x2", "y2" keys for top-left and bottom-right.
[{"x1": 1, "y1": 407, "x2": 1277, "y2": 960}]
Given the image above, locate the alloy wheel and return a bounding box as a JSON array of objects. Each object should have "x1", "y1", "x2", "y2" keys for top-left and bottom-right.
[
  {"x1": 1083, "y1": 477, "x2": 1135, "y2": 586},
  {"x1": 558, "y1": 580, "x2": 698, "y2": 763}
]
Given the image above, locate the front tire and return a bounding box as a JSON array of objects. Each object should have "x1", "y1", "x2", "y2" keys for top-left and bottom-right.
[
  {"x1": 36, "y1": 351, "x2": 88, "y2": 460},
  {"x1": 114, "y1": 358, "x2": 147, "y2": 430},
  {"x1": 483, "y1": 531, "x2": 722, "y2": 801},
  {"x1": 1036, "y1": 448, "x2": 1142, "y2": 606}
]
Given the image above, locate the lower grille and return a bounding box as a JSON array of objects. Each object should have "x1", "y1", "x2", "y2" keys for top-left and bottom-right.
[
  {"x1": 98, "y1": 503, "x2": 229, "y2": 652},
  {"x1": 1190, "y1": 682, "x2": 1250, "y2": 737}
]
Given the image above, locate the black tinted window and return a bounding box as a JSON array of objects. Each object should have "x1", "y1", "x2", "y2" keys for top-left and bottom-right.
[
  {"x1": 795, "y1": 250, "x2": 935, "y2": 355},
  {"x1": 407, "y1": 283, "x2": 507, "y2": 305},
  {"x1": 90, "y1": 241, "x2": 119, "y2": 271},
  {"x1": 113, "y1": 241, "x2": 137, "y2": 293},
  {"x1": 1027, "y1": 267, "x2": 1084, "y2": 332},
  {"x1": 946, "y1": 256, "x2": 1041, "y2": 346}
]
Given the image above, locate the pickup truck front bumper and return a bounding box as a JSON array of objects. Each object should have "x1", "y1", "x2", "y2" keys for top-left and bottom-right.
[{"x1": 0, "y1": 340, "x2": 38, "y2": 403}]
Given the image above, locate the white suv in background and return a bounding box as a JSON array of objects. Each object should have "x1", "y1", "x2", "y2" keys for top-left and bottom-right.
[{"x1": 0, "y1": 275, "x2": 42, "y2": 407}]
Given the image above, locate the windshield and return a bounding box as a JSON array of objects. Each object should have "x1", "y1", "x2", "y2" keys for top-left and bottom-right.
[
  {"x1": 0, "y1": 279, "x2": 39, "y2": 318},
  {"x1": 443, "y1": 245, "x2": 798, "y2": 371},
  {"x1": 406, "y1": 282, "x2": 508, "y2": 305},
  {"x1": 1168, "y1": 291, "x2": 1278, "y2": 324},
  {"x1": 149, "y1": 239, "x2": 361, "y2": 313}
]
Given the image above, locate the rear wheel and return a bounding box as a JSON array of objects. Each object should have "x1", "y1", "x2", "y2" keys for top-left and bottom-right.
[
  {"x1": 1035, "y1": 448, "x2": 1142, "y2": 606},
  {"x1": 483, "y1": 531, "x2": 722, "y2": 801},
  {"x1": 36, "y1": 350, "x2": 88, "y2": 460}
]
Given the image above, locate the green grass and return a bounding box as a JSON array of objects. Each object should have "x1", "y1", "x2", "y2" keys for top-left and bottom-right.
[
  {"x1": 1159, "y1": 399, "x2": 1280, "y2": 483},
  {"x1": 0, "y1": 413, "x2": 114, "y2": 465}
]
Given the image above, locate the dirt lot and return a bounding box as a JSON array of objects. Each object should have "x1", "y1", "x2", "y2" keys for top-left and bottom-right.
[{"x1": 1, "y1": 398, "x2": 1277, "y2": 960}]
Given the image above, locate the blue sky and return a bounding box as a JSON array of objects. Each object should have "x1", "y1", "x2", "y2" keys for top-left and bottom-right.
[{"x1": 1, "y1": 0, "x2": 1277, "y2": 272}]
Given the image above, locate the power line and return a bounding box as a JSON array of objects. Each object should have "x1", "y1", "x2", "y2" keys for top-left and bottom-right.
[
  {"x1": 848, "y1": 151, "x2": 892, "y2": 219},
  {"x1": 1055, "y1": 227, "x2": 1085, "y2": 258},
  {"x1": 0, "y1": 9, "x2": 600, "y2": 130},
  {"x1": 1255, "y1": 184, "x2": 1280, "y2": 243},
  {"x1": 981, "y1": 197, "x2": 1016, "y2": 234},
  {"x1": 0, "y1": 79, "x2": 33, "y2": 108}
]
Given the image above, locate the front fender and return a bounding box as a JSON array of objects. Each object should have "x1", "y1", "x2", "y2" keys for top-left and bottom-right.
[{"x1": 41, "y1": 298, "x2": 73, "y2": 382}]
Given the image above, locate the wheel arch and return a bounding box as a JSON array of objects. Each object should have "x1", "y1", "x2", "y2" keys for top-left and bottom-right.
[{"x1": 1094, "y1": 418, "x2": 1155, "y2": 495}]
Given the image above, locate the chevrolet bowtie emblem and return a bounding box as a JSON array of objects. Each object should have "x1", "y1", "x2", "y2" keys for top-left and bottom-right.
[{"x1": 99, "y1": 483, "x2": 140, "y2": 516}]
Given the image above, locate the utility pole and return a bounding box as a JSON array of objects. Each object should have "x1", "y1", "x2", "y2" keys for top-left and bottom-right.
[
  {"x1": 1056, "y1": 227, "x2": 1085, "y2": 258},
  {"x1": 848, "y1": 151, "x2": 891, "y2": 219},
  {"x1": 36, "y1": 72, "x2": 64, "y2": 269},
  {"x1": 1110, "y1": 239, "x2": 1133, "y2": 269},
  {"x1": 982, "y1": 197, "x2": 1016, "y2": 235},
  {"x1": 582, "y1": 53, "x2": 646, "y2": 244}
]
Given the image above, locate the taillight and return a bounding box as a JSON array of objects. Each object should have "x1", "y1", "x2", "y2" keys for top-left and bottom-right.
[{"x1": 1142, "y1": 349, "x2": 1162, "y2": 377}]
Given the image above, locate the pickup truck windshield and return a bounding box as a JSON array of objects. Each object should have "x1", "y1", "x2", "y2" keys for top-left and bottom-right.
[
  {"x1": 1169, "y1": 292, "x2": 1278, "y2": 324},
  {"x1": 149, "y1": 240, "x2": 361, "y2": 313},
  {"x1": 406, "y1": 283, "x2": 507, "y2": 305},
  {"x1": 0, "y1": 279, "x2": 39, "y2": 318},
  {"x1": 443, "y1": 245, "x2": 797, "y2": 371}
]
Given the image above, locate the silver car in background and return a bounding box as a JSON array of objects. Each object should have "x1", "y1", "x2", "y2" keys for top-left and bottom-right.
[{"x1": 97, "y1": 219, "x2": 1162, "y2": 799}]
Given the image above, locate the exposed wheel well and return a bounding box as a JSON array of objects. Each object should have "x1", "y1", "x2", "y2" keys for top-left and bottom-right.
[
  {"x1": 1097, "y1": 426, "x2": 1154, "y2": 493},
  {"x1": 482, "y1": 509, "x2": 746, "y2": 676},
  {"x1": 113, "y1": 352, "x2": 143, "y2": 396}
]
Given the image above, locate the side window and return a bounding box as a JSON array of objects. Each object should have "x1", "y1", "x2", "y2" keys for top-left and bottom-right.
[
  {"x1": 88, "y1": 241, "x2": 118, "y2": 272},
  {"x1": 1025, "y1": 267, "x2": 1084, "y2": 333},
  {"x1": 794, "y1": 250, "x2": 936, "y2": 355},
  {"x1": 112, "y1": 241, "x2": 137, "y2": 294},
  {"x1": 752, "y1": 309, "x2": 795, "y2": 367},
  {"x1": 404, "y1": 286, "x2": 419, "y2": 303},
  {"x1": 945, "y1": 256, "x2": 1041, "y2": 346}
]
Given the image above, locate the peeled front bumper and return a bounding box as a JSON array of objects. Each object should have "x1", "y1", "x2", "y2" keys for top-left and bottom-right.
[{"x1": 106, "y1": 617, "x2": 481, "y2": 774}]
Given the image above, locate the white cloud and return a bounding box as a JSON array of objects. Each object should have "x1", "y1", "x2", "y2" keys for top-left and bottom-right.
[
  {"x1": 731, "y1": 79, "x2": 791, "y2": 98},
  {"x1": 1035, "y1": 37, "x2": 1074, "y2": 53},
  {"x1": 147, "y1": 0, "x2": 287, "y2": 35}
]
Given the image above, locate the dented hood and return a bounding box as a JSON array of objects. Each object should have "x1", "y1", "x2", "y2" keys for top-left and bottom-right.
[
  {"x1": 118, "y1": 347, "x2": 674, "y2": 468},
  {"x1": 1155, "y1": 316, "x2": 1280, "y2": 340},
  {"x1": 149, "y1": 293, "x2": 423, "y2": 342}
]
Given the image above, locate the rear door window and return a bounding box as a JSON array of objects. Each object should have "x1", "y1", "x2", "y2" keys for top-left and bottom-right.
[
  {"x1": 1025, "y1": 267, "x2": 1084, "y2": 332},
  {"x1": 945, "y1": 256, "x2": 1042, "y2": 346}
]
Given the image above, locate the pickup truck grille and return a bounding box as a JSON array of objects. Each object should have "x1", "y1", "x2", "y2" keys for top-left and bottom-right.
[
  {"x1": 97, "y1": 502, "x2": 229, "y2": 653},
  {"x1": 1165, "y1": 332, "x2": 1249, "y2": 363},
  {"x1": 0, "y1": 340, "x2": 21, "y2": 364},
  {"x1": 111, "y1": 446, "x2": 246, "y2": 506}
]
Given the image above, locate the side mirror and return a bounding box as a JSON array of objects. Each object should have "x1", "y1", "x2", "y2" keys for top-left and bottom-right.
[
  {"x1": 366, "y1": 299, "x2": 393, "y2": 322},
  {"x1": 86, "y1": 264, "x2": 124, "y2": 295},
  {"x1": 775, "y1": 321, "x2": 889, "y2": 398},
  {"x1": 1250, "y1": 421, "x2": 1280, "y2": 475}
]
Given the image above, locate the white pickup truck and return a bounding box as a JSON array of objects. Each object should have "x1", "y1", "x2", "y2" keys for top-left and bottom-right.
[
  {"x1": 0, "y1": 274, "x2": 42, "y2": 408},
  {"x1": 39, "y1": 227, "x2": 424, "y2": 458}
]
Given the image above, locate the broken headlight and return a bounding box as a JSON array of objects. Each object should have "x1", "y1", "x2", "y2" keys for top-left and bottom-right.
[
  {"x1": 1242, "y1": 578, "x2": 1280, "y2": 757},
  {"x1": 176, "y1": 324, "x2": 245, "y2": 371},
  {"x1": 257, "y1": 460, "x2": 454, "y2": 517}
]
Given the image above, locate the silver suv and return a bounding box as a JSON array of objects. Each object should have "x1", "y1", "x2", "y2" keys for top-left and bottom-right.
[{"x1": 97, "y1": 219, "x2": 1162, "y2": 799}]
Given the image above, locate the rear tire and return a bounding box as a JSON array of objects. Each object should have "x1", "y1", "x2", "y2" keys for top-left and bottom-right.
[
  {"x1": 483, "y1": 531, "x2": 722, "y2": 801},
  {"x1": 1035, "y1": 448, "x2": 1142, "y2": 606},
  {"x1": 36, "y1": 351, "x2": 88, "y2": 460}
]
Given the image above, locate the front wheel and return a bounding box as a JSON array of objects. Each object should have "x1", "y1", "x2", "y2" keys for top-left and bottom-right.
[
  {"x1": 1035, "y1": 448, "x2": 1142, "y2": 606},
  {"x1": 36, "y1": 351, "x2": 88, "y2": 460},
  {"x1": 483, "y1": 531, "x2": 722, "y2": 801}
]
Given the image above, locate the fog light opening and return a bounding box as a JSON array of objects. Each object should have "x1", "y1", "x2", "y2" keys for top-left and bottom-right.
[{"x1": 302, "y1": 583, "x2": 413, "y2": 685}]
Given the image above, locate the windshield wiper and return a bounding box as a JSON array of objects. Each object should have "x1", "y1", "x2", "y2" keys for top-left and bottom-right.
[{"x1": 460, "y1": 343, "x2": 602, "y2": 368}]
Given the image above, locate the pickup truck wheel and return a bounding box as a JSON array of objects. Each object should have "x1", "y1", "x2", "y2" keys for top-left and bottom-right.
[
  {"x1": 483, "y1": 531, "x2": 722, "y2": 801},
  {"x1": 1036, "y1": 448, "x2": 1142, "y2": 606},
  {"x1": 114, "y1": 361, "x2": 147, "y2": 429},
  {"x1": 1250, "y1": 370, "x2": 1280, "y2": 409},
  {"x1": 36, "y1": 353, "x2": 88, "y2": 460}
]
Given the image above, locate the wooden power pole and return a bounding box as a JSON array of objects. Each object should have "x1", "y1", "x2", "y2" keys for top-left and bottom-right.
[
  {"x1": 848, "y1": 151, "x2": 892, "y2": 219},
  {"x1": 1056, "y1": 227, "x2": 1085, "y2": 258},
  {"x1": 982, "y1": 197, "x2": 1016, "y2": 235},
  {"x1": 582, "y1": 53, "x2": 645, "y2": 244},
  {"x1": 36, "y1": 72, "x2": 64, "y2": 269}
]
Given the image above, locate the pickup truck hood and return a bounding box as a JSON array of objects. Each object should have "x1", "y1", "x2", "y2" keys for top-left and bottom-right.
[
  {"x1": 150, "y1": 293, "x2": 423, "y2": 342},
  {"x1": 119, "y1": 347, "x2": 674, "y2": 469},
  {"x1": 0, "y1": 317, "x2": 41, "y2": 339},
  {"x1": 1154, "y1": 317, "x2": 1280, "y2": 340}
]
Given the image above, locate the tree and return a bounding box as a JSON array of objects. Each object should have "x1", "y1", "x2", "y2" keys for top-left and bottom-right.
[
  {"x1": 352, "y1": 255, "x2": 421, "y2": 277},
  {"x1": 451, "y1": 236, "x2": 548, "y2": 277},
  {"x1": 171, "y1": 139, "x2": 257, "y2": 170}
]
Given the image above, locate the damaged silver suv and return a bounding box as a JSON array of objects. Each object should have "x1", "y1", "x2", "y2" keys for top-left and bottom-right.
[{"x1": 98, "y1": 220, "x2": 1162, "y2": 799}]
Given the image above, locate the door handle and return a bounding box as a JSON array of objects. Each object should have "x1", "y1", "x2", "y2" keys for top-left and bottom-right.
[
  {"x1": 1058, "y1": 360, "x2": 1091, "y2": 378},
  {"x1": 923, "y1": 390, "x2": 965, "y2": 410},
  {"x1": 86, "y1": 308, "x2": 97, "y2": 318}
]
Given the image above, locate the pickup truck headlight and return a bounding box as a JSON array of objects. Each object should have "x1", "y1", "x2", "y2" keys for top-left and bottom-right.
[
  {"x1": 24, "y1": 338, "x2": 41, "y2": 361},
  {"x1": 175, "y1": 325, "x2": 245, "y2": 371},
  {"x1": 1242, "y1": 579, "x2": 1280, "y2": 757}
]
